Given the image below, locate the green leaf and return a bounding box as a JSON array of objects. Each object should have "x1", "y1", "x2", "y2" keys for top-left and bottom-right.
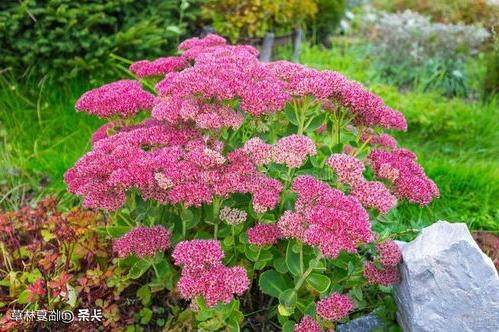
[
  {"x1": 306, "y1": 273, "x2": 331, "y2": 293},
  {"x1": 305, "y1": 114, "x2": 327, "y2": 132},
  {"x1": 259, "y1": 270, "x2": 292, "y2": 298},
  {"x1": 139, "y1": 307, "x2": 153, "y2": 325},
  {"x1": 286, "y1": 241, "x2": 302, "y2": 276},
  {"x1": 285, "y1": 107, "x2": 298, "y2": 125},
  {"x1": 350, "y1": 287, "x2": 363, "y2": 301},
  {"x1": 273, "y1": 257, "x2": 288, "y2": 274},
  {"x1": 279, "y1": 289, "x2": 297, "y2": 309},
  {"x1": 181, "y1": 209, "x2": 198, "y2": 229},
  {"x1": 127, "y1": 259, "x2": 152, "y2": 280},
  {"x1": 106, "y1": 225, "x2": 132, "y2": 238},
  {"x1": 254, "y1": 260, "x2": 267, "y2": 270},
  {"x1": 281, "y1": 320, "x2": 296, "y2": 332},
  {"x1": 137, "y1": 285, "x2": 151, "y2": 306},
  {"x1": 17, "y1": 290, "x2": 29, "y2": 304}
]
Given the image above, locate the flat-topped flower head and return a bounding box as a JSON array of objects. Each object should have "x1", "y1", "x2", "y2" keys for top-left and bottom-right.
[
  {"x1": 273, "y1": 135, "x2": 316, "y2": 168},
  {"x1": 290, "y1": 175, "x2": 374, "y2": 258},
  {"x1": 377, "y1": 240, "x2": 402, "y2": 267},
  {"x1": 326, "y1": 153, "x2": 365, "y2": 185},
  {"x1": 316, "y1": 293, "x2": 354, "y2": 321},
  {"x1": 76, "y1": 80, "x2": 154, "y2": 118},
  {"x1": 178, "y1": 33, "x2": 227, "y2": 51},
  {"x1": 172, "y1": 240, "x2": 224, "y2": 271},
  {"x1": 363, "y1": 261, "x2": 400, "y2": 286},
  {"x1": 113, "y1": 225, "x2": 171, "y2": 258},
  {"x1": 368, "y1": 149, "x2": 439, "y2": 205},
  {"x1": 351, "y1": 180, "x2": 397, "y2": 214},
  {"x1": 129, "y1": 56, "x2": 188, "y2": 78},
  {"x1": 294, "y1": 316, "x2": 322, "y2": 332},
  {"x1": 247, "y1": 224, "x2": 281, "y2": 246},
  {"x1": 242, "y1": 137, "x2": 273, "y2": 166},
  {"x1": 277, "y1": 211, "x2": 307, "y2": 240},
  {"x1": 177, "y1": 264, "x2": 250, "y2": 307},
  {"x1": 219, "y1": 206, "x2": 247, "y2": 225}
]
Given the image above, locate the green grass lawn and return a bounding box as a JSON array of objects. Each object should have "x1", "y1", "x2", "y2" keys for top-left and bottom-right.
[{"x1": 1, "y1": 43, "x2": 497, "y2": 232}]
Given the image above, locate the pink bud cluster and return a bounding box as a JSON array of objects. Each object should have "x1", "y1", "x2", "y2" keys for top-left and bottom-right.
[
  {"x1": 350, "y1": 180, "x2": 397, "y2": 214},
  {"x1": 363, "y1": 261, "x2": 400, "y2": 286},
  {"x1": 172, "y1": 240, "x2": 250, "y2": 307},
  {"x1": 361, "y1": 132, "x2": 398, "y2": 149},
  {"x1": 368, "y1": 149, "x2": 439, "y2": 205},
  {"x1": 277, "y1": 176, "x2": 373, "y2": 258},
  {"x1": 65, "y1": 121, "x2": 282, "y2": 211},
  {"x1": 315, "y1": 293, "x2": 354, "y2": 321},
  {"x1": 377, "y1": 240, "x2": 402, "y2": 267},
  {"x1": 326, "y1": 153, "x2": 365, "y2": 184},
  {"x1": 247, "y1": 224, "x2": 281, "y2": 246},
  {"x1": 219, "y1": 206, "x2": 247, "y2": 225},
  {"x1": 129, "y1": 56, "x2": 188, "y2": 78},
  {"x1": 112, "y1": 225, "x2": 171, "y2": 258},
  {"x1": 273, "y1": 135, "x2": 317, "y2": 168},
  {"x1": 76, "y1": 80, "x2": 154, "y2": 118},
  {"x1": 327, "y1": 153, "x2": 397, "y2": 214},
  {"x1": 266, "y1": 61, "x2": 407, "y2": 130},
  {"x1": 242, "y1": 135, "x2": 316, "y2": 169},
  {"x1": 294, "y1": 316, "x2": 322, "y2": 332}
]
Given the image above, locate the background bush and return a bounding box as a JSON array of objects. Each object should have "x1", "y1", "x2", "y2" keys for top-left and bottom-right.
[
  {"x1": 201, "y1": 0, "x2": 318, "y2": 41},
  {"x1": 357, "y1": 10, "x2": 490, "y2": 97},
  {"x1": 373, "y1": 0, "x2": 499, "y2": 29},
  {"x1": 308, "y1": 0, "x2": 346, "y2": 47},
  {"x1": 0, "y1": 0, "x2": 200, "y2": 79}
]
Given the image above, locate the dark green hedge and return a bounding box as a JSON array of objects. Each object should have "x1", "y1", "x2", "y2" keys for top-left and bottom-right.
[{"x1": 0, "y1": 0, "x2": 200, "y2": 79}]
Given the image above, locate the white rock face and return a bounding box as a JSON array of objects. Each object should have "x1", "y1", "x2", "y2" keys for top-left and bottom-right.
[{"x1": 394, "y1": 221, "x2": 499, "y2": 332}]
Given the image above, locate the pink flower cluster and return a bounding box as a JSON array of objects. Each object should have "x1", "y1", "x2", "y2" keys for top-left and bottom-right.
[
  {"x1": 266, "y1": 61, "x2": 407, "y2": 130},
  {"x1": 316, "y1": 293, "x2": 354, "y2": 321},
  {"x1": 247, "y1": 224, "x2": 281, "y2": 246},
  {"x1": 273, "y1": 135, "x2": 317, "y2": 168},
  {"x1": 326, "y1": 153, "x2": 365, "y2": 184},
  {"x1": 129, "y1": 56, "x2": 188, "y2": 78},
  {"x1": 294, "y1": 316, "x2": 322, "y2": 332},
  {"x1": 219, "y1": 206, "x2": 247, "y2": 225},
  {"x1": 242, "y1": 137, "x2": 273, "y2": 166},
  {"x1": 172, "y1": 240, "x2": 250, "y2": 307},
  {"x1": 368, "y1": 149, "x2": 439, "y2": 205},
  {"x1": 377, "y1": 240, "x2": 402, "y2": 267},
  {"x1": 361, "y1": 132, "x2": 398, "y2": 149},
  {"x1": 363, "y1": 261, "x2": 400, "y2": 286},
  {"x1": 76, "y1": 80, "x2": 154, "y2": 118},
  {"x1": 277, "y1": 176, "x2": 373, "y2": 258},
  {"x1": 112, "y1": 225, "x2": 171, "y2": 258},
  {"x1": 242, "y1": 135, "x2": 316, "y2": 168},
  {"x1": 65, "y1": 121, "x2": 282, "y2": 211},
  {"x1": 327, "y1": 153, "x2": 397, "y2": 214},
  {"x1": 350, "y1": 180, "x2": 397, "y2": 214}
]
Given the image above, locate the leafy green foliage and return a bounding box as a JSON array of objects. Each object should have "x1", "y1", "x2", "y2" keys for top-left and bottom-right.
[
  {"x1": 201, "y1": 0, "x2": 318, "y2": 41},
  {"x1": 0, "y1": 0, "x2": 200, "y2": 79}
]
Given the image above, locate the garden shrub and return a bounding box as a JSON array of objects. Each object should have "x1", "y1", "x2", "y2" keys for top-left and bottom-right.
[
  {"x1": 201, "y1": 0, "x2": 318, "y2": 41},
  {"x1": 0, "y1": 197, "x2": 129, "y2": 330},
  {"x1": 308, "y1": 0, "x2": 346, "y2": 46},
  {"x1": 0, "y1": 0, "x2": 199, "y2": 79},
  {"x1": 373, "y1": 0, "x2": 499, "y2": 29},
  {"x1": 64, "y1": 34, "x2": 439, "y2": 330},
  {"x1": 359, "y1": 10, "x2": 490, "y2": 97}
]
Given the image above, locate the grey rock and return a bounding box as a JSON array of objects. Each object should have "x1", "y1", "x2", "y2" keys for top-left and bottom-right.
[
  {"x1": 394, "y1": 220, "x2": 499, "y2": 332},
  {"x1": 336, "y1": 312, "x2": 385, "y2": 332}
]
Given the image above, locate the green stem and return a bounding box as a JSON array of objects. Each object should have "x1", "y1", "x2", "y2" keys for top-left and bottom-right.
[
  {"x1": 214, "y1": 223, "x2": 218, "y2": 239},
  {"x1": 294, "y1": 253, "x2": 323, "y2": 291},
  {"x1": 152, "y1": 262, "x2": 160, "y2": 279}
]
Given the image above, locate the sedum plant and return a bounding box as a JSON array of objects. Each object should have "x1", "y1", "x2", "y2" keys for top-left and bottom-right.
[{"x1": 65, "y1": 34, "x2": 439, "y2": 330}]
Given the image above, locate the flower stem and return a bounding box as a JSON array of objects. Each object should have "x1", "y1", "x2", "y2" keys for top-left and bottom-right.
[{"x1": 294, "y1": 252, "x2": 324, "y2": 291}]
